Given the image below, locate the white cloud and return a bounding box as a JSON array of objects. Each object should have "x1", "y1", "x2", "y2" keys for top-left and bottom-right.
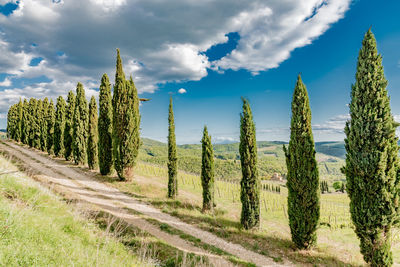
[
  {"x1": 0, "y1": 77, "x2": 11, "y2": 87},
  {"x1": 0, "y1": 0, "x2": 351, "y2": 118},
  {"x1": 178, "y1": 88, "x2": 187, "y2": 94},
  {"x1": 313, "y1": 114, "x2": 349, "y2": 134}
]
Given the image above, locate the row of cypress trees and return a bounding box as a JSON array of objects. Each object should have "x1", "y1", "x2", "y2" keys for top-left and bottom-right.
[
  {"x1": 6, "y1": 49, "x2": 141, "y2": 182},
  {"x1": 6, "y1": 29, "x2": 399, "y2": 265}
]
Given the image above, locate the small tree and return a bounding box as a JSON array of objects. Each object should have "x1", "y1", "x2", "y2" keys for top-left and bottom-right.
[
  {"x1": 73, "y1": 83, "x2": 88, "y2": 165},
  {"x1": 47, "y1": 99, "x2": 55, "y2": 154},
  {"x1": 40, "y1": 98, "x2": 49, "y2": 151},
  {"x1": 201, "y1": 126, "x2": 215, "y2": 211},
  {"x1": 88, "y1": 96, "x2": 98, "y2": 170},
  {"x1": 54, "y1": 96, "x2": 66, "y2": 157},
  {"x1": 283, "y1": 75, "x2": 320, "y2": 249},
  {"x1": 167, "y1": 96, "x2": 178, "y2": 198},
  {"x1": 98, "y1": 73, "x2": 113, "y2": 175},
  {"x1": 64, "y1": 91, "x2": 75, "y2": 161},
  {"x1": 239, "y1": 98, "x2": 260, "y2": 230},
  {"x1": 342, "y1": 29, "x2": 400, "y2": 266}
]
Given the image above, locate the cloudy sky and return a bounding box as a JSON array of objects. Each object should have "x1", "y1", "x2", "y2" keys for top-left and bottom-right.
[{"x1": 0, "y1": 0, "x2": 399, "y2": 143}]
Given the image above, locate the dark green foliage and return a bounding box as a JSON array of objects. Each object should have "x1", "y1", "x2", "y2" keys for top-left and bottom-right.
[
  {"x1": 73, "y1": 83, "x2": 89, "y2": 165},
  {"x1": 21, "y1": 99, "x2": 29, "y2": 144},
  {"x1": 201, "y1": 126, "x2": 215, "y2": 211},
  {"x1": 47, "y1": 99, "x2": 55, "y2": 154},
  {"x1": 239, "y1": 98, "x2": 260, "y2": 230},
  {"x1": 54, "y1": 96, "x2": 66, "y2": 157},
  {"x1": 320, "y1": 181, "x2": 329, "y2": 194},
  {"x1": 342, "y1": 29, "x2": 400, "y2": 266},
  {"x1": 6, "y1": 104, "x2": 19, "y2": 141},
  {"x1": 112, "y1": 50, "x2": 141, "y2": 181},
  {"x1": 167, "y1": 97, "x2": 178, "y2": 198},
  {"x1": 98, "y1": 74, "x2": 113, "y2": 175},
  {"x1": 88, "y1": 96, "x2": 98, "y2": 170},
  {"x1": 40, "y1": 98, "x2": 49, "y2": 151},
  {"x1": 35, "y1": 100, "x2": 43, "y2": 150},
  {"x1": 64, "y1": 91, "x2": 76, "y2": 161},
  {"x1": 27, "y1": 98, "x2": 38, "y2": 147},
  {"x1": 283, "y1": 75, "x2": 320, "y2": 250}
]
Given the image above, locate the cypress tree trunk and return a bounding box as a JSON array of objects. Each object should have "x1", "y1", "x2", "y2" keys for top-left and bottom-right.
[
  {"x1": 201, "y1": 126, "x2": 215, "y2": 211},
  {"x1": 167, "y1": 97, "x2": 178, "y2": 198},
  {"x1": 283, "y1": 75, "x2": 320, "y2": 249},
  {"x1": 64, "y1": 91, "x2": 76, "y2": 161},
  {"x1": 73, "y1": 83, "x2": 88, "y2": 165},
  {"x1": 98, "y1": 73, "x2": 113, "y2": 175},
  {"x1": 342, "y1": 29, "x2": 400, "y2": 266},
  {"x1": 54, "y1": 96, "x2": 66, "y2": 157},
  {"x1": 239, "y1": 98, "x2": 260, "y2": 230},
  {"x1": 112, "y1": 49, "x2": 141, "y2": 181},
  {"x1": 88, "y1": 96, "x2": 98, "y2": 170},
  {"x1": 47, "y1": 99, "x2": 55, "y2": 155}
]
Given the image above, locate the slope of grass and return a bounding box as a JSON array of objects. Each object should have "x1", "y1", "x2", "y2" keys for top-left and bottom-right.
[{"x1": 0, "y1": 156, "x2": 148, "y2": 267}]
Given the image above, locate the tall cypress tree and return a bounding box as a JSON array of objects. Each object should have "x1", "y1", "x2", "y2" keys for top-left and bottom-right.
[
  {"x1": 167, "y1": 96, "x2": 178, "y2": 198},
  {"x1": 34, "y1": 99, "x2": 43, "y2": 149},
  {"x1": 27, "y1": 98, "x2": 37, "y2": 147},
  {"x1": 21, "y1": 99, "x2": 29, "y2": 144},
  {"x1": 112, "y1": 49, "x2": 140, "y2": 181},
  {"x1": 201, "y1": 126, "x2": 215, "y2": 211},
  {"x1": 98, "y1": 73, "x2": 113, "y2": 175},
  {"x1": 88, "y1": 96, "x2": 98, "y2": 170},
  {"x1": 342, "y1": 29, "x2": 400, "y2": 266},
  {"x1": 73, "y1": 83, "x2": 88, "y2": 165},
  {"x1": 54, "y1": 96, "x2": 66, "y2": 157},
  {"x1": 64, "y1": 90, "x2": 76, "y2": 161},
  {"x1": 16, "y1": 99, "x2": 23, "y2": 142},
  {"x1": 47, "y1": 99, "x2": 55, "y2": 154},
  {"x1": 283, "y1": 75, "x2": 320, "y2": 249},
  {"x1": 239, "y1": 98, "x2": 260, "y2": 230},
  {"x1": 40, "y1": 98, "x2": 49, "y2": 151}
]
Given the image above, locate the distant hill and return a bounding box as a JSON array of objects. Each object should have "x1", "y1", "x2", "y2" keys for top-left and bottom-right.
[{"x1": 139, "y1": 137, "x2": 345, "y2": 181}]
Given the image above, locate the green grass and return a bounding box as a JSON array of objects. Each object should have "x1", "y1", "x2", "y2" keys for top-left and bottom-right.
[{"x1": 0, "y1": 156, "x2": 146, "y2": 267}]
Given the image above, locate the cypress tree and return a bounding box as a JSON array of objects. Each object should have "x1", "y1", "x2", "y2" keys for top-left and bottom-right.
[
  {"x1": 15, "y1": 99, "x2": 23, "y2": 142},
  {"x1": 40, "y1": 98, "x2": 49, "y2": 151},
  {"x1": 47, "y1": 99, "x2": 55, "y2": 154},
  {"x1": 54, "y1": 96, "x2": 66, "y2": 157},
  {"x1": 201, "y1": 126, "x2": 215, "y2": 211},
  {"x1": 88, "y1": 96, "x2": 98, "y2": 170},
  {"x1": 6, "y1": 104, "x2": 17, "y2": 140},
  {"x1": 342, "y1": 29, "x2": 400, "y2": 266},
  {"x1": 73, "y1": 82, "x2": 88, "y2": 165},
  {"x1": 98, "y1": 73, "x2": 113, "y2": 175},
  {"x1": 112, "y1": 49, "x2": 141, "y2": 181},
  {"x1": 283, "y1": 75, "x2": 320, "y2": 249},
  {"x1": 239, "y1": 98, "x2": 260, "y2": 230},
  {"x1": 167, "y1": 96, "x2": 178, "y2": 198},
  {"x1": 34, "y1": 99, "x2": 42, "y2": 149},
  {"x1": 27, "y1": 98, "x2": 37, "y2": 147},
  {"x1": 21, "y1": 99, "x2": 29, "y2": 144},
  {"x1": 64, "y1": 91, "x2": 76, "y2": 161}
]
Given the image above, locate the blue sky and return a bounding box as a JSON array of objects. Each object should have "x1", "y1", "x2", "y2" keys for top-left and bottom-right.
[{"x1": 0, "y1": 0, "x2": 399, "y2": 144}]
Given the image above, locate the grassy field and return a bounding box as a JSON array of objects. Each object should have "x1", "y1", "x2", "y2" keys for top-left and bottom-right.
[{"x1": 91, "y1": 161, "x2": 400, "y2": 266}]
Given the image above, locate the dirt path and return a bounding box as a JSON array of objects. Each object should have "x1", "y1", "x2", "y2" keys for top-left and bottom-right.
[{"x1": 0, "y1": 140, "x2": 291, "y2": 267}]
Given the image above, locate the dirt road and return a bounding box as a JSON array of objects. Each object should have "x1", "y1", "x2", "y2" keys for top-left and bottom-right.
[{"x1": 0, "y1": 140, "x2": 291, "y2": 267}]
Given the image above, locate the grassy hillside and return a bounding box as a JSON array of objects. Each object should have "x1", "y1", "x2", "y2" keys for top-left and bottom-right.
[
  {"x1": 139, "y1": 138, "x2": 345, "y2": 182},
  {"x1": 0, "y1": 155, "x2": 149, "y2": 266}
]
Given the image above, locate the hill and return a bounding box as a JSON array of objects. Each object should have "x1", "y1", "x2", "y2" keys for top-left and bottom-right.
[{"x1": 139, "y1": 138, "x2": 345, "y2": 182}]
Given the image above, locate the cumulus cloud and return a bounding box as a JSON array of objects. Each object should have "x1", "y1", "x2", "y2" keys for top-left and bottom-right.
[
  {"x1": 178, "y1": 88, "x2": 187, "y2": 94},
  {"x1": 0, "y1": 77, "x2": 11, "y2": 87},
  {"x1": 0, "y1": 0, "x2": 351, "y2": 120},
  {"x1": 313, "y1": 114, "x2": 350, "y2": 134}
]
